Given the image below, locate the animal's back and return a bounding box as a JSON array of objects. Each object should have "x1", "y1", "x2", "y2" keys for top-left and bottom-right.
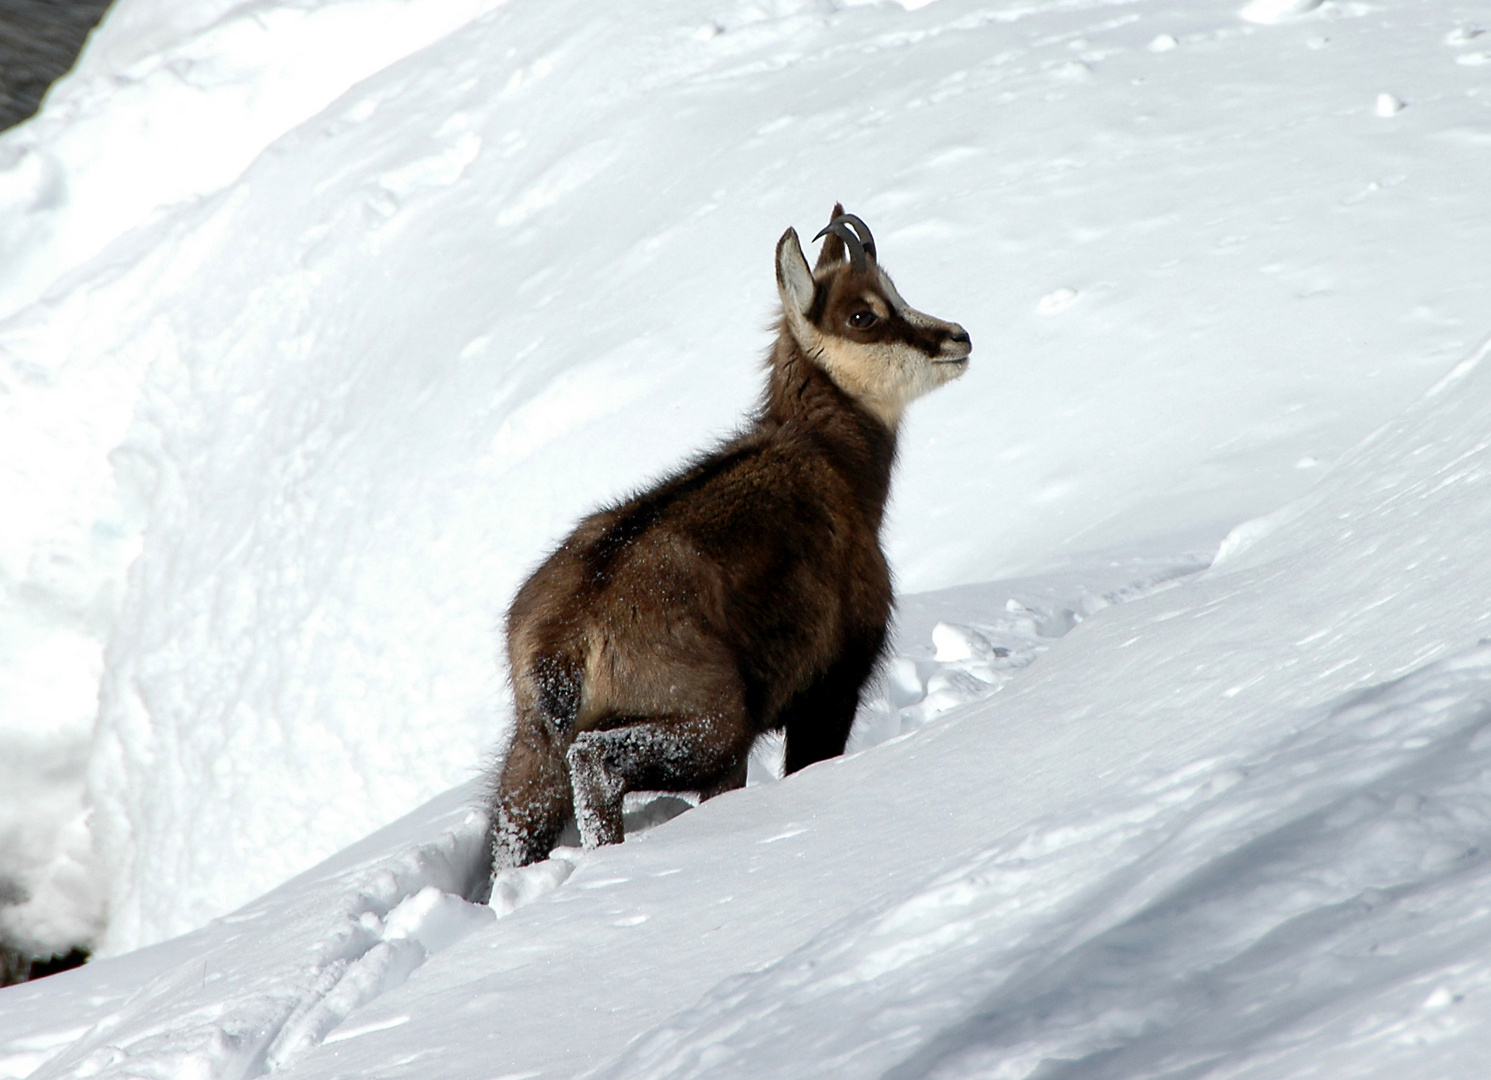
[{"x1": 508, "y1": 422, "x2": 891, "y2": 737}]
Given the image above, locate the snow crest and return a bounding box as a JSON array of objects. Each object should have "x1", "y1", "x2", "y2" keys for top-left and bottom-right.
[{"x1": 603, "y1": 642, "x2": 1491, "y2": 1079}]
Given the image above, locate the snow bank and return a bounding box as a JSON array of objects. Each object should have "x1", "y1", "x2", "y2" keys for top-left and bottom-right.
[{"x1": 0, "y1": 0, "x2": 510, "y2": 960}]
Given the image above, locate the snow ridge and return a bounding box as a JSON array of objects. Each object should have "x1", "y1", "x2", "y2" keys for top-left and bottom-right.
[
  {"x1": 602, "y1": 642, "x2": 1491, "y2": 1079},
  {"x1": 849, "y1": 548, "x2": 1211, "y2": 754}
]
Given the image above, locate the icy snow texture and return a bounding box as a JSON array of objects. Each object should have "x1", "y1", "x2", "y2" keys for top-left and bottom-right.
[{"x1": 0, "y1": 0, "x2": 1488, "y2": 1037}]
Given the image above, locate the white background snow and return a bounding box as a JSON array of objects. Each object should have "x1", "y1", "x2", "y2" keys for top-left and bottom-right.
[{"x1": 2, "y1": 0, "x2": 1490, "y2": 1076}]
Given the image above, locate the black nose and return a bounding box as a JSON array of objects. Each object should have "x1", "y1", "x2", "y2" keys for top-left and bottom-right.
[{"x1": 948, "y1": 327, "x2": 970, "y2": 346}]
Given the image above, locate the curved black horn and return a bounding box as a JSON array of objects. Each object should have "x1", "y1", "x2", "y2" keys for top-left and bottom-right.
[
  {"x1": 835, "y1": 213, "x2": 876, "y2": 263},
  {"x1": 812, "y1": 220, "x2": 868, "y2": 272}
]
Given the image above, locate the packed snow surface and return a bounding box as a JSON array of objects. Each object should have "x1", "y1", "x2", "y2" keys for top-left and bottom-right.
[{"x1": 2, "y1": 0, "x2": 1491, "y2": 1075}]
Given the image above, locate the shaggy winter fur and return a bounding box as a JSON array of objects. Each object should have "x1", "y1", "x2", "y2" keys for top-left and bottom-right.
[{"x1": 487, "y1": 205, "x2": 970, "y2": 870}]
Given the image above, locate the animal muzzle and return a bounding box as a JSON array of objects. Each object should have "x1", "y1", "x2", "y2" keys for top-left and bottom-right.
[{"x1": 936, "y1": 324, "x2": 972, "y2": 362}]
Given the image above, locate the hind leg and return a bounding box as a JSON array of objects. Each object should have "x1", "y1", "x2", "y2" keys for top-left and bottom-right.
[
  {"x1": 566, "y1": 710, "x2": 755, "y2": 849},
  {"x1": 490, "y1": 718, "x2": 573, "y2": 870}
]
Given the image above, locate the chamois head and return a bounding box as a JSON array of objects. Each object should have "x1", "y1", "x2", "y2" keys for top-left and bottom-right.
[{"x1": 776, "y1": 204, "x2": 971, "y2": 429}]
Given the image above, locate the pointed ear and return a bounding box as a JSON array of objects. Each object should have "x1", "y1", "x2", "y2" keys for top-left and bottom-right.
[
  {"x1": 776, "y1": 228, "x2": 815, "y2": 318},
  {"x1": 814, "y1": 201, "x2": 848, "y2": 272}
]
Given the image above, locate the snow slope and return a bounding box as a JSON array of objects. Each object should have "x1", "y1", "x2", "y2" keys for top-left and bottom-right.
[
  {"x1": 2, "y1": 0, "x2": 1491, "y2": 1071},
  {"x1": 6, "y1": 334, "x2": 1491, "y2": 1078}
]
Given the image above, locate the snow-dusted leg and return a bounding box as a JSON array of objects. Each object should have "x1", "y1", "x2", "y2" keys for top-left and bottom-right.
[
  {"x1": 492, "y1": 721, "x2": 573, "y2": 870},
  {"x1": 566, "y1": 716, "x2": 755, "y2": 849}
]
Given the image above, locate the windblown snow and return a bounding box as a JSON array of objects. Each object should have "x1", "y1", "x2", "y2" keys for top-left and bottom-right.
[{"x1": 2, "y1": 0, "x2": 1490, "y2": 1077}]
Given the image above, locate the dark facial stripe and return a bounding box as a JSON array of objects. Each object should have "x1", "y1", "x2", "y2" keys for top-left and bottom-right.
[{"x1": 881, "y1": 314, "x2": 947, "y2": 355}]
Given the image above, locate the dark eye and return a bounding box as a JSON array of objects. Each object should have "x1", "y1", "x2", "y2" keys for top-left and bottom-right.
[{"x1": 848, "y1": 310, "x2": 877, "y2": 329}]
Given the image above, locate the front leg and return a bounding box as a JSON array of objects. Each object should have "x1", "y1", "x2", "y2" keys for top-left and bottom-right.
[
  {"x1": 566, "y1": 735, "x2": 628, "y2": 847},
  {"x1": 781, "y1": 644, "x2": 880, "y2": 775}
]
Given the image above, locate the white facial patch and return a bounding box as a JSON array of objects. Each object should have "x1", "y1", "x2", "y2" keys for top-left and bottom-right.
[{"x1": 786, "y1": 263, "x2": 968, "y2": 430}]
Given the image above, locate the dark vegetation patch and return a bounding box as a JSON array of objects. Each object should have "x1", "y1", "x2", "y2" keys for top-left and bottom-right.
[
  {"x1": 2, "y1": 940, "x2": 90, "y2": 987},
  {"x1": 1, "y1": 0, "x2": 114, "y2": 132},
  {"x1": 1, "y1": 874, "x2": 90, "y2": 986}
]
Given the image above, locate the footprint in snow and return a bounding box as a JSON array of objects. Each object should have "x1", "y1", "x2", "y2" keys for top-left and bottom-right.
[
  {"x1": 1238, "y1": 0, "x2": 1322, "y2": 24},
  {"x1": 1044, "y1": 59, "x2": 1092, "y2": 82},
  {"x1": 1375, "y1": 93, "x2": 1406, "y2": 117},
  {"x1": 1037, "y1": 288, "x2": 1079, "y2": 314}
]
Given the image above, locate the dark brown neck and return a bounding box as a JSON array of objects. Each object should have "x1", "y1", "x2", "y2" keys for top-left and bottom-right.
[{"x1": 757, "y1": 322, "x2": 899, "y2": 532}]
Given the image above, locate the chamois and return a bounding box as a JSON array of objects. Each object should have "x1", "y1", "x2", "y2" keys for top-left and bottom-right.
[{"x1": 487, "y1": 205, "x2": 971, "y2": 870}]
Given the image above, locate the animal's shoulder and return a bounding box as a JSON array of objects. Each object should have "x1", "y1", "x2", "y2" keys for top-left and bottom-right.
[
  {"x1": 661, "y1": 428, "x2": 856, "y2": 523},
  {"x1": 593, "y1": 429, "x2": 827, "y2": 518}
]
